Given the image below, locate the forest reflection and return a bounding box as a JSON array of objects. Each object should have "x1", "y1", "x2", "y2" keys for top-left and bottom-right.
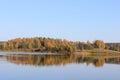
[{"x1": 1, "y1": 54, "x2": 120, "y2": 67}]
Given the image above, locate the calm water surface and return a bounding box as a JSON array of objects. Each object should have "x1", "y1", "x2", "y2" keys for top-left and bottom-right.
[{"x1": 0, "y1": 52, "x2": 120, "y2": 80}]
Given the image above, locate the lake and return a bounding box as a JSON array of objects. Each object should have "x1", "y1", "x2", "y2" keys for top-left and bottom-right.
[{"x1": 0, "y1": 52, "x2": 120, "y2": 80}]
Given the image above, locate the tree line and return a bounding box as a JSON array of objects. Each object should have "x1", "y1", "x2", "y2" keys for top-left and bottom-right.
[
  {"x1": 106, "y1": 43, "x2": 120, "y2": 52},
  {"x1": 0, "y1": 37, "x2": 76, "y2": 53},
  {"x1": 75, "y1": 40, "x2": 105, "y2": 51},
  {"x1": 0, "y1": 37, "x2": 107, "y2": 53}
]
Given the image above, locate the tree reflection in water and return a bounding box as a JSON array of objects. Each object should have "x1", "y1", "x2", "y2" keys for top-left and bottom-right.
[{"x1": 0, "y1": 54, "x2": 120, "y2": 67}]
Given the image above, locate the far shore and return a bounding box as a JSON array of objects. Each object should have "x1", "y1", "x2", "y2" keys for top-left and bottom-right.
[{"x1": 1, "y1": 49, "x2": 120, "y2": 56}]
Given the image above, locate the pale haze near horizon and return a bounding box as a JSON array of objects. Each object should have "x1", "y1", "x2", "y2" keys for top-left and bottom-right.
[{"x1": 0, "y1": 0, "x2": 120, "y2": 42}]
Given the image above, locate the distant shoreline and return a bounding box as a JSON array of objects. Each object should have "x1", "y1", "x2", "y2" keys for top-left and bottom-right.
[
  {"x1": 1, "y1": 49, "x2": 120, "y2": 55},
  {"x1": 0, "y1": 37, "x2": 120, "y2": 54}
]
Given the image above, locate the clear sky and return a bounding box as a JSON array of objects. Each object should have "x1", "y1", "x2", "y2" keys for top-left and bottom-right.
[{"x1": 0, "y1": 0, "x2": 120, "y2": 42}]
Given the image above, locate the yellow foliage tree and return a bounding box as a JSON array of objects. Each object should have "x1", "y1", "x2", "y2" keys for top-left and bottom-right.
[{"x1": 94, "y1": 40, "x2": 105, "y2": 49}]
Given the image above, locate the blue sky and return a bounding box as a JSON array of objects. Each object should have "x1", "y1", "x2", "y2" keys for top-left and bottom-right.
[{"x1": 0, "y1": 0, "x2": 120, "y2": 42}]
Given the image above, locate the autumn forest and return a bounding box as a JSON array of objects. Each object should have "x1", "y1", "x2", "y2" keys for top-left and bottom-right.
[{"x1": 0, "y1": 37, "x2": 120, "y2": 53}]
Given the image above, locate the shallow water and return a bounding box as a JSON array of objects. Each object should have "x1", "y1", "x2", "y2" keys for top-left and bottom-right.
[{"x1": 0, "y1": 52, "x2": 120, "y2": 80}]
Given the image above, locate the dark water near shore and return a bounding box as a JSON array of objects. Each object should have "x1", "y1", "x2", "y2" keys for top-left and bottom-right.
[{"x1": 0, "y1": 52, "x2": 120, "y2": 80}]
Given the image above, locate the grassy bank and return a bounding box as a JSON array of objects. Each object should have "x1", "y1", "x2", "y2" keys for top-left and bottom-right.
[{"x1": 75, "y1": 49, "x2": 120, "y2": 57}]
